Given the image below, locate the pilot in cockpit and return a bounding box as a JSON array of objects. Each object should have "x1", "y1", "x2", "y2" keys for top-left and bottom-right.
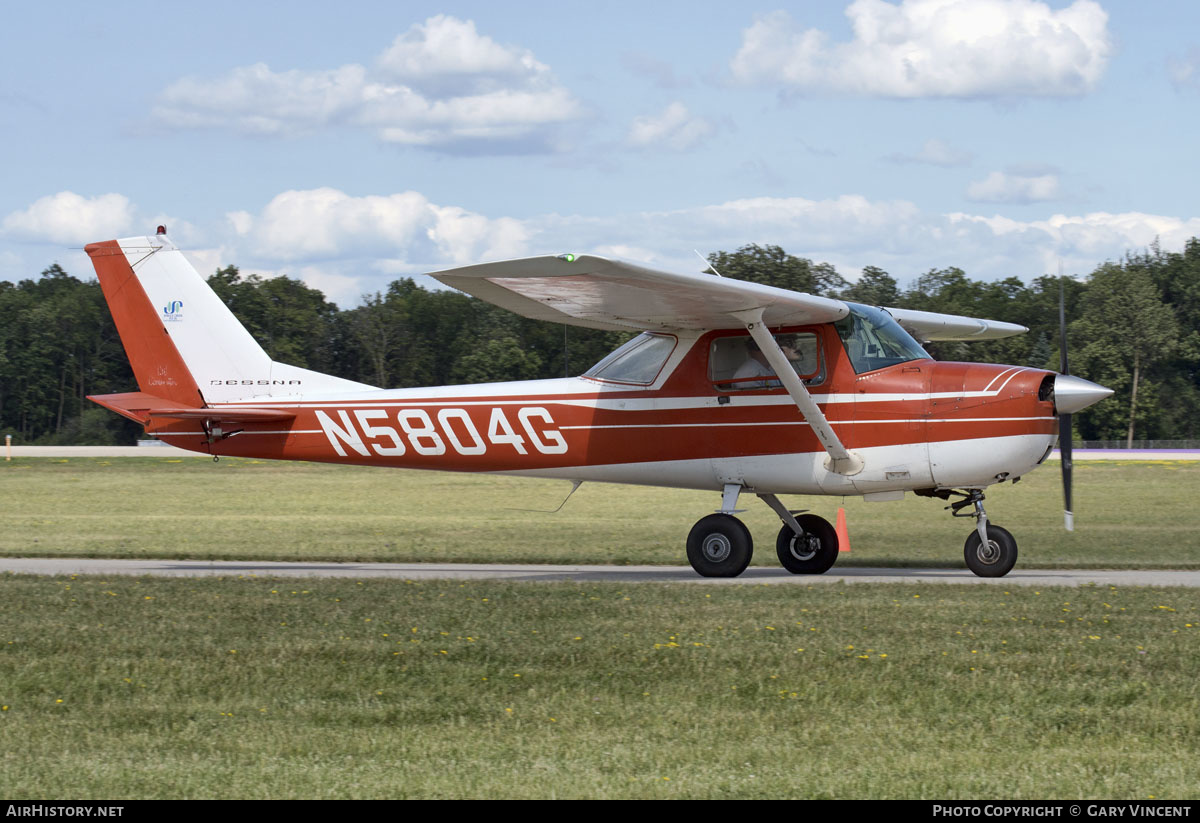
[{"x1": 732, "y1": 338, "x2": 799, "y2": 389}]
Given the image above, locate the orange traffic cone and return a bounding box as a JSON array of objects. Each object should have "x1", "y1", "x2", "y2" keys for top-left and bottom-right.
[{"x1": 835, "y1": 507, "x2": 851, "y2": 553}]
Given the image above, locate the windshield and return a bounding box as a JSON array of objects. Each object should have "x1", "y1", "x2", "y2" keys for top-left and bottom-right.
[
  {"x1": 834, "y1": 304, "x2": 930, "y2": 374},
  {"x1": 584, "y1": 333, "x2": 677, "y2": 384}
]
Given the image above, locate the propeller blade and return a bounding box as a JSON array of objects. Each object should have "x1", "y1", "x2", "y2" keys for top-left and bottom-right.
[
  {"x1": 1060, "y1": 412, "x2": 1074, "y2": 531},
  {"x1": 1058, "y1": 276, "x2": 1073, "y2": 531}
]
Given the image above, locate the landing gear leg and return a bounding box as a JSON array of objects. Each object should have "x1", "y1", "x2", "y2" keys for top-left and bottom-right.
[{"x1": 951, "y1": 490, "x2": 1018, "y2": 577}]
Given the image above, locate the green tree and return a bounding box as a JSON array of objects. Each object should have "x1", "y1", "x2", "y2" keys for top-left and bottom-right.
[
  {"x1": 1071, "y1": 260, "x2": 1178, "y2": 445},
  {"x1": 347, "y1": 292, "x2": 408, "y2": 388},
  {"x1": 207, "y1": 266, "x2": 346, "y2": 373},
  {"x1": 842, "y1": 265, "x2": 900, "y2": 306},
  {"x1": 0, "y1": 264, "x2": 137, "y2": 443},
  {"x1": 706, "y1": 244, "x2": 848, "y2": 296}
]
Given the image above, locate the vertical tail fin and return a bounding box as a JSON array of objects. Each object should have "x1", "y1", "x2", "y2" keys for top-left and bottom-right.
[
  {"x1": 86, "y1": 238, "x2": 206, "y2": 407},
  {"x1": 86, "y1": 234, "x2": 374, "y2": 404}
]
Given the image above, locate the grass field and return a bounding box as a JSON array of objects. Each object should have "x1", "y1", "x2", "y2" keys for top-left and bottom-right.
[
  {"x1": 2, "y1": 456, "x2": 1198, "y2": 569},
  {"x1": 4, "y1": 457, "x2": 1199, "y2": 799},
  {"x1": 2, "y1": 574, "x2": 1197, "y2": 799}
]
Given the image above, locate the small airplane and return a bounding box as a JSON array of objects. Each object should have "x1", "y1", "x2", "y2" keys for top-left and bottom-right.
[{"x1": 85, "y1": 229, "x2": 1112, "y2": 578}]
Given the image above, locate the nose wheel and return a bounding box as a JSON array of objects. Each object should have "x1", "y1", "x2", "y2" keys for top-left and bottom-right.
[
  {"x1": 963, "y1": 524, "x2": 1018, "y2": 577},
  {"x1": 939, "y1": 488, "x2": 1019, "y2": 577}
]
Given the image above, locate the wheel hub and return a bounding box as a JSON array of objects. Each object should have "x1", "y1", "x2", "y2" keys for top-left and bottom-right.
[
  {"x1": 788, "y1": 535, "x2": 818, "y2": 562},
  {"x1": 976, "y1": 539, "x2": 1001, "y2": 565},
  {"x1": 701, "y1": 533, "x2": 732, "y2": 563}
]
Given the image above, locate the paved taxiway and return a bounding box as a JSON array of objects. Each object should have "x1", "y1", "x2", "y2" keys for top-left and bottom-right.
[{"x1": 2, "y1": 557, "x2": 1198, "y2": 587}]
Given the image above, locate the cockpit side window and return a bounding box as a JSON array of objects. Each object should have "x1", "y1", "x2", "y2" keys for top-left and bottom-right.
[
  {"x1": 584, "y1": 332, "x2": 677, "y2": 385},
  {"x1": 835, "y1": 304, "x2": 930, "y2": 374},
  {"x1": 710, "y1": 332, "x2": 824, "y2": 391}
]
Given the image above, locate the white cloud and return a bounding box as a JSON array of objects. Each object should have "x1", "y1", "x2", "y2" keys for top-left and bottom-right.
[
  {"x1": 376, "y1": 15, "x2": 547, "y2": 95},
  {"x1": 730, "y1": 0, "x2": 1112, "y2": 98},
  {"x1": 152, "y1": 16, "x2": 582, "y2": 151},
  {"x1": 240, "y1": 187, "x2": 530, "y2": 268},
  {"x1": 626, "y1": 102, "x2": 717, "y2": 151},
  {"x1": 426, "y1": 206, "x2": 529, "y2": 264},
  {"x1": 947, "y1": 210, "x2": 1200, "y2": 278},
  {"x1": 887, "y1": 138, "x2": 973, "y2": 167},
  {"x1": 16, "y1": 186, "x2": 1200, "y2": 308},
  {"x1": 524, "y1": 196, "x2": 1200, "y2": 287},
  {"x1": 1168, "y1": 47, "x2": 1200, "y2": 93},
  {"x1": 154, "y1": 63, "x2": 366, "y2": 135},
  {"x1": 2, "y1": 192, "x2": 135, "y2": 245},
  {"x1": 966, "y1": 170, "x2": 1061, "y2": 203},
  {"x1": 292, "y1": 266, "x2": 366, "y2": 307}
]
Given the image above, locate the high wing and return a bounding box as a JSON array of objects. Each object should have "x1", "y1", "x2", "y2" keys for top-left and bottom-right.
[
  {"x1": 428, "y1": 254, "x2": 1028, "y2": 340},
  {"x1": 885, "y1": 307, "x2": 1027, "y2": 341},
  {"x1": 427, "y1": 254, "x2": 848, "y2": 331}
]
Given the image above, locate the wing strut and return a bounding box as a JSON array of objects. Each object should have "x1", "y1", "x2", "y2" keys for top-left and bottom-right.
[{"x1": 733, "y1": 309, "x2": 863, "y2": 476}]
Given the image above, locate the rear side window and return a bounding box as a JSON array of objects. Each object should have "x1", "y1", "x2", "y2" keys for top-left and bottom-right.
[{"x1": 710, "y1": 332, "x2": 823, "y2": 391}]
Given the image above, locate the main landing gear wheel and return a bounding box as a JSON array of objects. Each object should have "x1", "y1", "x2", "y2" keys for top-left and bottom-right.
[
  {"x1": 776, "y1": 514, "x2": 839, "y2": 575},
  {"x1": 686, "y1": 514, "x2": 753, "y2": 578},
  {"x1": 963, "y1": 524, "x2": 1018, "y2": 578}
]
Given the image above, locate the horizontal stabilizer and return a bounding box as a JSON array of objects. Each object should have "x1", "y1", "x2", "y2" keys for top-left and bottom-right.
[
  {"x1": 146, "y1": 407, "x2": 296, "y2": 423},
  {"x1": 88, "y1": 392, "x2": 189, "y2": 424},
  {"x1": 88, "y1": 392, "x2": 295, "y2": 426}
]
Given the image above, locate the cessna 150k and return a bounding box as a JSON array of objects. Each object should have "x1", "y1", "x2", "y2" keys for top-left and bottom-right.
[{"x1": 86, "y1": 231, "x2": 1112, "y2": 578}]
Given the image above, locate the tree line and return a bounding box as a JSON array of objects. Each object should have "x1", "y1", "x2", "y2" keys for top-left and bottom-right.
[{"x1": 2, "y1": 239, "x2": 1197, "y2": 445}]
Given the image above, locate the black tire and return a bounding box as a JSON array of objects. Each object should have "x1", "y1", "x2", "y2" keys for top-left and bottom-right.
[
  {"x1": 775, "y1": 514, "x2": 839, "y2": 574},
  {"x1": 963, "y1": 524, "x2": 1018, "y2": 577},
  {"x1": 686, "y1": 514, "x2": 753, "y2": 577}
]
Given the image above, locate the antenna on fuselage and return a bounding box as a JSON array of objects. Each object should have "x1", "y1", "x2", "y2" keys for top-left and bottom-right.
[{"x1": 695, "y1": 249, "x2": 723, "y2": 277}]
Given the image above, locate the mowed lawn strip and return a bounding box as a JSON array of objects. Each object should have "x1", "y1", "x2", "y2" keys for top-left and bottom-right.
[
  {"x1": 1, "y1": 575, "x2": 1196, "y2": 799},
  {"x1": 2, "y1": 457, "x2": 1198, "y2": 568}
]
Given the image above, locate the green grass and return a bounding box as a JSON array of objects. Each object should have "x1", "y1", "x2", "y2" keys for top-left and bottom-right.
[
  {"x1": 1, "y1": 575, "x2": 1196, "y2": 799},
  {"x1": 2, "y1": 457, "x2": 1199, "y2": 568}
]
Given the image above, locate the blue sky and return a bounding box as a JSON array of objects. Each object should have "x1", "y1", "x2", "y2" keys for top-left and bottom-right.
[{"x1": 3, "y1": 0, "x2": 1199, "y2": 305}]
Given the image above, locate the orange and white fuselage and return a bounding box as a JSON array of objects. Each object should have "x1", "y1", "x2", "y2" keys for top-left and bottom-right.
[
  {"x1": 143, "y1": 340, "x2": 1059, "y2": 497},
  {"x1": 84, "y1": 234, "x2": 1063, "y2": 500}
]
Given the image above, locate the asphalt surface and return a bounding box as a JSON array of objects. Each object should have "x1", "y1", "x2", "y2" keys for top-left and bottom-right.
[{"x1": 2, "y1": 557, "x2": 1198, "y2": 587}]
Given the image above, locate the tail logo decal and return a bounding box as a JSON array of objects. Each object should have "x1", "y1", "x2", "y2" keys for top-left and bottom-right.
[{"x1": 162, "y1": 300, "x2": 184, "y2": 322}]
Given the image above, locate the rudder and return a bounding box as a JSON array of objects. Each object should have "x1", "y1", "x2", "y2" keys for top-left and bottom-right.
[
  {"x1": 86, "y1": 233, "x2": 374, "y2": 405},
  {"x1": 86, "y1": 238, "x2": 204, "y2": 407}
]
